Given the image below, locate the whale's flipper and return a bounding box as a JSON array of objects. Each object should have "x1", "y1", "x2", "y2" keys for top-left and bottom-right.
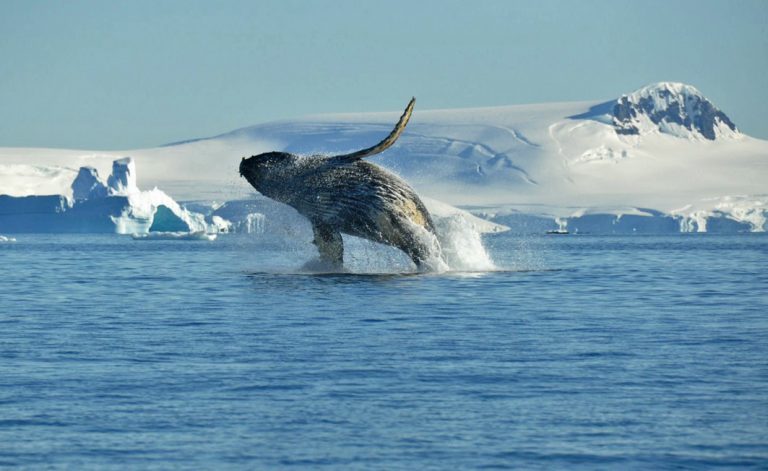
[
  {"x1": 333, "y1": 97, "x2": 415, "y2": 163},
  {"x1": 312, "y1": 222, "x2": 343, "y2": 266}
]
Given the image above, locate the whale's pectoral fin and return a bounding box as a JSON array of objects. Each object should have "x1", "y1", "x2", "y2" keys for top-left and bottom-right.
[{"x1": 312, "y1": 222, "x2": 343, "y2": 266}]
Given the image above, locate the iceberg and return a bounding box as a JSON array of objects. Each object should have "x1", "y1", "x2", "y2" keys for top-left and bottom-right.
[
  {"x1": 72, "y1": 166, "x2": 108, "y2": 201},
  {"x1": 0, "y1": 157, "x2": 217, "y2": 234},
  {"x1": 106, "y1": 157, "x2": 137, "y2": 195}
]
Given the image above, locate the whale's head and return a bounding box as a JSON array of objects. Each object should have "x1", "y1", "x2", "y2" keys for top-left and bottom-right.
[{"x1": 240, "y1": 152, "x2": 303, "y2": 201}]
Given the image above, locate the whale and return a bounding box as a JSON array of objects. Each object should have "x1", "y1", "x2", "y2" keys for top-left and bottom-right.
[{"x1": 239, "y1": 98, "x2": 443, "y2": 270}]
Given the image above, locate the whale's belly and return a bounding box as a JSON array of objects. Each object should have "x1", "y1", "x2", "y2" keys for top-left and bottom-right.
[{"x1": 289, "y1": 161, "x2": 434, "y2": 243}]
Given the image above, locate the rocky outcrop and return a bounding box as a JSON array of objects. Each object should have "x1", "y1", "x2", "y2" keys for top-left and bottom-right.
[{"x1": 612, "y1": 82, "x2": 738, "y2": 140}]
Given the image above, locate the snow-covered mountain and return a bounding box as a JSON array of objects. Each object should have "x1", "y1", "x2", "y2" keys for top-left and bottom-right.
[
  {"x1": 609, "y1": 82, "x2": 738, "y2": 140},
  {"x1": 1, "y1": 82, "x2": 766, "y2": 233}
]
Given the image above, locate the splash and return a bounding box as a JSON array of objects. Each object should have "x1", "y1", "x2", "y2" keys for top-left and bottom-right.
[
  {"x1": 411, "y1": 223, "x2": 450, "y2": 273},
  {"x1": 434, "y1": 214, "x2": 496, "y2": 272},
  {"x1": 339, "y1": 213, "x2": 497, "y2": 274},
  {"x1": 235, "y1": 201, "x2": 501, "y2": 274}
]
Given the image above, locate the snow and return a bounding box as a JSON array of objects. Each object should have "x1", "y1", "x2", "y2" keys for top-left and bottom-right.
[
  {"x1": 1, "y1": 82, "x2": 766, "y2": 234},
  {"x1": 0, "y1": 164, "x2": 77, "y2": 198}
]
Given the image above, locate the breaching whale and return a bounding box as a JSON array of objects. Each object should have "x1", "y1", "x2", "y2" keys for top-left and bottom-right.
[{"x1": 239, "y1": 98, "x2": 443, "y2": 270}]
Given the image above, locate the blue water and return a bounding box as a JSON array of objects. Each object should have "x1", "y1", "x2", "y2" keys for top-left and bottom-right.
[{"x1": 1, "y1": 233, "x2": 766, "y2": 469}]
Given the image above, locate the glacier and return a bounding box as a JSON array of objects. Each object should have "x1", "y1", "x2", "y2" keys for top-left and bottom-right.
[{"x1": 0, "y1": 82, "x2": 766, "y2": 234}]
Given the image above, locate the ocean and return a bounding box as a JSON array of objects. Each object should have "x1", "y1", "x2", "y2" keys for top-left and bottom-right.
[{"x1": 1, "y1": 233, "x2": 766, "y2": 469}]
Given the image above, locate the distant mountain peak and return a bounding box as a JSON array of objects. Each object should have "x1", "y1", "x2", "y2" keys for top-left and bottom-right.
[{"x1": 612, "y1": 82, "x2": 738, "y2": 140}]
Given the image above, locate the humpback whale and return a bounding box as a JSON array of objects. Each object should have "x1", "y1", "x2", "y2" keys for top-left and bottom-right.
[{"x1": 239, "y1": 98, "x2": 443, "y2": 270}]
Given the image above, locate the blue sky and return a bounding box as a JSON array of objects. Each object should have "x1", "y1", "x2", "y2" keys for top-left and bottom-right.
[{"x1": 1, "y1": 0, "x2": 766, "y2": 149}]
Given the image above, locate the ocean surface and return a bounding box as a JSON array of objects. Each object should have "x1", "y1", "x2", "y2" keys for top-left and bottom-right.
[{"x1": 1, "y1": 233, "x2": 766, "y2": 469}]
